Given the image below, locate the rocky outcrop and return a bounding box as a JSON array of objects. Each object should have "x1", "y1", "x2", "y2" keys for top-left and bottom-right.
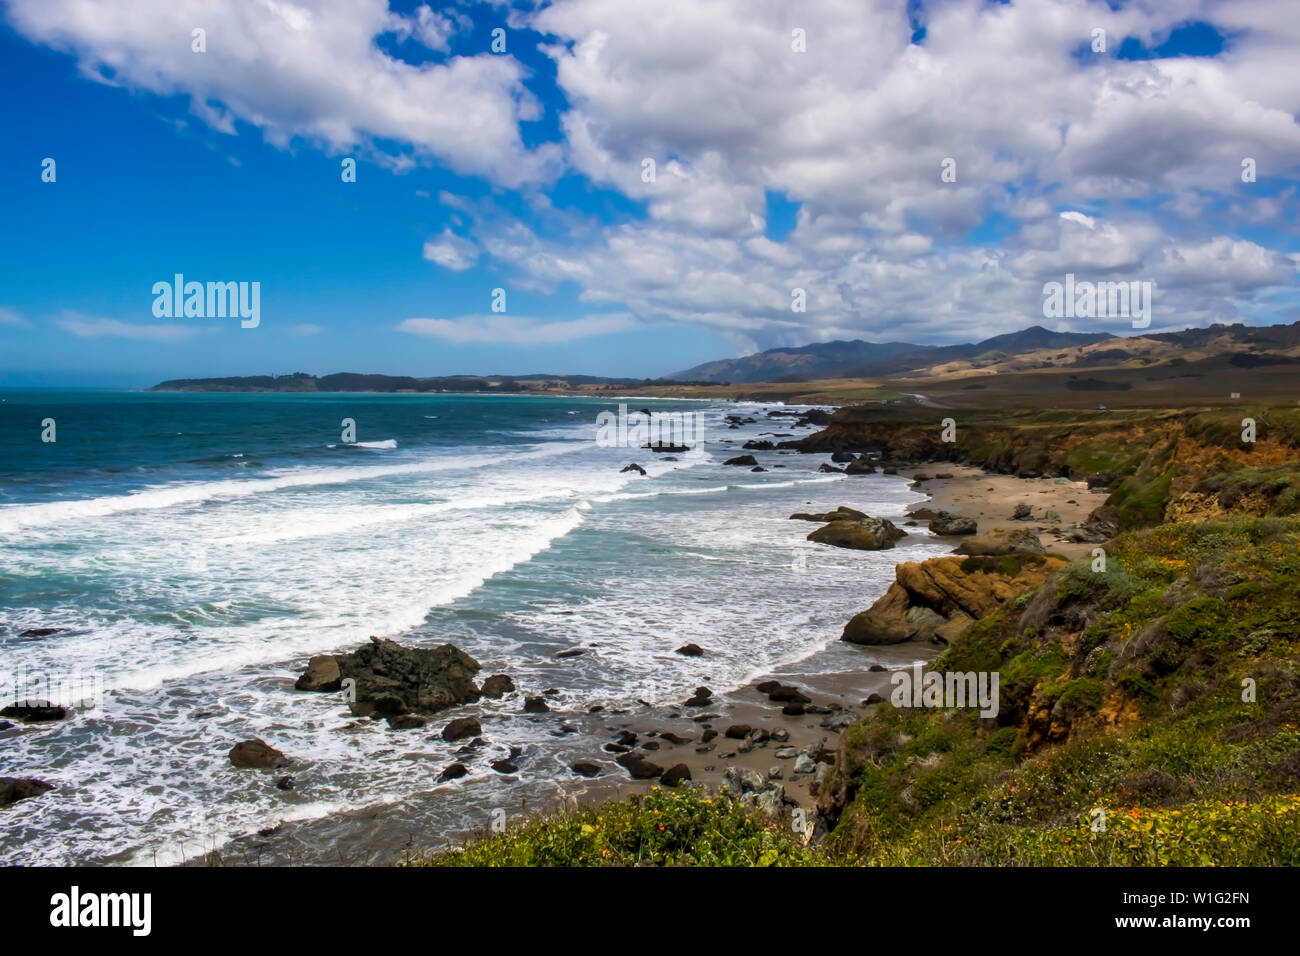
[
  {"x1": 295, "y1": 636, "x2": 482, "y2": 718},
  {"x1": 841, "y1": 552, "x2": 1066, "y2": 645},
  {"x1": 808, "y1": 515, "x2": 906, "y2": 550},
  {"x1": 0, "y1": 777, "x2": 54, "y2": 808},
  {"x1": 723, "y1": 454, "x2": 758, "y2": 466},
  {"x1": 620, "y1": 463, "x2": 647, "y2": 475},
  {"x1": 955, "y1": 528, "x2": 1045, "y2": 556}
]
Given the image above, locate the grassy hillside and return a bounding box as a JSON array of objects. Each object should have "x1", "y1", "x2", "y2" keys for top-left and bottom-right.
[{"x1": 816, "y1": 515, "x2": 1300, "y2": 865}]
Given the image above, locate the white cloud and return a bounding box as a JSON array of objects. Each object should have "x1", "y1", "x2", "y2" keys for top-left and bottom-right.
[
  {"x1": 4, "y1": 0, "x2": 561, "y2": 186},
  {"x1": 396, "y1": 313, "x2": 637, "y2": 345},
  {"x1": 290, "y1": 323, "x2": 323, "y2": 336},
  {"x1": 0, "y1": 307, "x2": 27, "y2": 326},
  {"x1": 57, "y1": 314, "x2": 202, "y2": 341},
  {"x1": 422, "y1": 230, "x2": 479, "y2": 272}
]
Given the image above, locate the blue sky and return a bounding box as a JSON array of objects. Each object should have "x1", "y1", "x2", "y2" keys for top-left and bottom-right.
[{"x1": 0, "y1": 0, "x2": 1297, "y2": 386}]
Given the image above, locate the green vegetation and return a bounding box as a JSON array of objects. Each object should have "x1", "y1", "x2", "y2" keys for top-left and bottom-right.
[
  {"x1": 405, "y1": 785, "x2": 823, "y2": 867},
  {"x1": 819, "y1": 515, "x2": 1300, "y2": 866}
]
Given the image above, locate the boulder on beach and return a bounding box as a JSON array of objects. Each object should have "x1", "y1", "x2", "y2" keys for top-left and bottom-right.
[
  {"x1": 571, "y1": 761, "x2": 602, "y2": 778},
  {"x1": 841, "y1": 552, "x2": 1065, "y2": 646},
  {"x1": 955, "y1": 528, "x2": 1045, "y2": 556},
  {"x1": 660, "y1": 764, "x2": 692, "y2": 787},
  {"x1": 615, "y1": 753, "x2": 664, "y2": 780},
  {"x1": 303, "y1": 636, "x2": 481, "y2": 718},
  {"x1": 818, "y1": 463, "x2": 845, "y2": 473},
  {"x1": 928, "y1": 511, "x2": 978, "y2": 535},
  {"x1": 0, "y1": 777, "x2": 54, "y2": 808},
  {"x1": 1011, "y1": 503, "x2": 1033, "y2": 520},
  {"x1": 229, "y1": 739, "x2": 289, "y2": 769},
  {"x1": 807, "y1": 515, "x2": 906, "y2": 551},
  {"x1": 844, "y1": 458, "x2": 876, "y2": 475}
]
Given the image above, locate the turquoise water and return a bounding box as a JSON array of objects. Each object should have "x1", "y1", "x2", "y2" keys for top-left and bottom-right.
[{"x1": 0, "y1": 390, "x2": 945, "y2": 864}]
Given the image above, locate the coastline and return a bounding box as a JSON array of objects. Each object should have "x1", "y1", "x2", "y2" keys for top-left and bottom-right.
[{"x1": 191, "y1": 453, "x2": 1097, "y2": 866}]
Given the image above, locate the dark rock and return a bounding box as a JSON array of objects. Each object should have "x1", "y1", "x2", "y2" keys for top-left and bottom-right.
[
  {"x1": 751, "y1": 466, "x2": 767, "y2": 472},
  {"x1": 674, "y1": 643, "x2": 704, "y2": 657},
  {"x1": 556, "y1": 648, "x2": 585, "y2": 658},
  {"x1": 442, "y1": 717, "x2": 482, "y2": 741},
  {"x1": 523, "y1": 696, "x2": 549, "y2": 713},
  {"x1": 701, "y1": 729, "x2": 718, "y2": 743},
  {"x1": 863, "y1": 692, "x2": 886, "y2": 704},
  {"x1": 844, "y1": 458, "x2": 876, "y2": 475},
  {"x1": 275, "y1": 775, "x2": 295, "y2": 791},
  {"x1": 782, "y1": 702, "x2": 806, "y2": 715},
  {"x1": 331, "y1": 636, "x2": 481, "y2": 717},
  {"x1": 294, "y1": 655, "x2": 342, "y2": 691},
  {"x1": 723, "y1": 455, "x2": 758, "y2": 466},
  {"x1": 438, "y1": 762, "x2": 469, "y2": 782},
  {"x1": 830, "y1": 451, "x2": 856, "y2": 463},
  {"x1": 818, "y1": 463, "x2": 845, "y2": 473},
  {"x1": 0, "y1": 777, "x2": 54, "y2": 807},
  {"x1": 1011, "y1": 503, "x2": 1033, "y2": 520},
  {"x1": 789, "y1": 506, "x2": 866, "y2": 523},
  {"x1": 660, "y1": 764, "x2": 692, "y2": 787},
  {"x1": 17, "y1": 628, "x2": 61, "y2": 638},
  {"x1": 229, "y1": 739, "x2": 289, "y2": 769},
  {"x1": 928, "y1": 511, "x2": 978, "y2": 535},
  {"x1": 742, "y1": 440, "x2": 774, "y2": 450},
  {"x1": 0, "y1": 701, "x2": 66, "y2": 723},
  {"x1": 640, "y1": 740, "x2": 660, "y2": 751},
  {"x1": 386, "y1": 714, "x2": 428, "y2": 729},
  {"x1": 766, "y1": 683, "x2": 811, "y2": 704},
  {"x1": 480, "y1": 674, "x2": 515, "y2": 699},
  {"x1": 616, "y1": 730, "x2": 638, "y2": 746},
  {"x1": 620, "y1": 463, "x2": 647, "y2": 475},
  {"x1": 615, "y1": 753, "x2": 664, "y2": 780},
  {"x1": 571, "y1": 762, "x2": 602, "y2": 778},
  {"x1": 660, "y1": 732, "x2": 692, "y2": 745},
  {"x1": 490, "y1": 758, "x2": 519, "y2": 774},
  {"x1": 807, "y1": 516, "x2": 906, "y2": 550},
  {"x1": 604, "y1": 743, "x2": 630, "y2": 753},
  {"x1": 684, "y1": 687, "x2": 713, "y2": 708},
  {"x1": 724, "y1": 724, "x2": 752, "y2": 739}
]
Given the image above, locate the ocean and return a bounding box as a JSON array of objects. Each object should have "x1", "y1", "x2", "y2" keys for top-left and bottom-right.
[{"x1": 0, "y1": 390, "x2": 947, "y2": 865}]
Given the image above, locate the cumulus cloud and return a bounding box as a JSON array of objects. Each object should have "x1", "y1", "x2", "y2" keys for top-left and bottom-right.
[
  {"x1": 396, "y1": 313, "x2": 637, "y2": 345},
  {"x1": 3, "y1": 0, "x2": 561, "y2": 186}
]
